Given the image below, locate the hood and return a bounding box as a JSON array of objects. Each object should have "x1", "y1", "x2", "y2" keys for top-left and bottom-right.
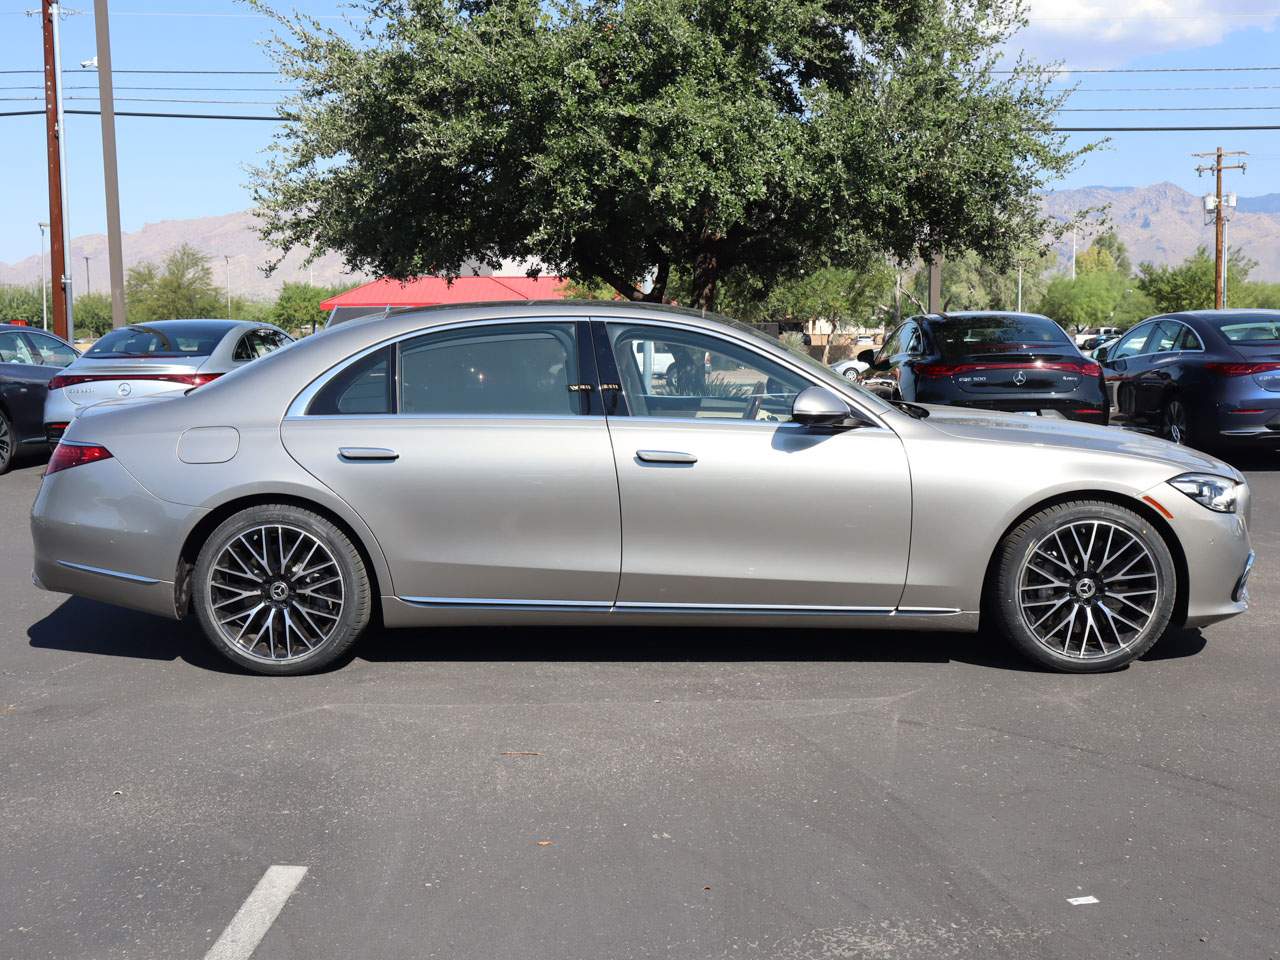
[{"x1": 918, "y1": 405, "x2": 1243, "y2": 481}]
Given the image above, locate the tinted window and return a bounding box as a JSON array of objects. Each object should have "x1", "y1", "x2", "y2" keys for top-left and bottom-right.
[
  {"x1": 86, "y1": 323, "x2": 229, "y2": 358},
  {"x1": 308, "y1": 346, "x2": 393, "y2": 415},
  {"x1": 1149, "y1": 321, "x2": 1181, "y2": 353},
  {"x1": 608, "y1": 323, "x2": 808, "y2": 422},
  {"x1": 933, "y1": 315, "x2": 1072, "y2": 360},
  {"x1": 1109, "y1": 324, "x2": 1153, "y2": 361},
  {"x1": 399, "y1": 323, "x2": 580, "y2": 416},
  {"x1": 1177, "y1": 325, "x2": 1204, "y2": 351},
  {"x1": 878, "y1": 323, "x2": 910, "y2": 361},
  {"x1": 25, "y1": 333, "x2": 77, "y2": 367},
  {"x1": 234, "y1": 329, "x2": 287, "y2": 362},
  {"x1": 0, "y1": 331, "x2": 37, "y2": 365},
  {"x1": 1215, "y1": 315, "x2": 1280, "y2": 342}
]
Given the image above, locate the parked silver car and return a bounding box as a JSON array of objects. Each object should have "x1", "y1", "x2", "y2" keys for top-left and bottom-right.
[
  {"x1": 42, "y1": 319, "x2": 293, "y2": 443},
  {"x1": 31, "y1": 303, "x2": 1253, "y2": 675}
]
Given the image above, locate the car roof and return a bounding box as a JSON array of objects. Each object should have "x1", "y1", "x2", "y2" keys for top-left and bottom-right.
[
  {"x1": 112, "y1": 318, "x2": 267, "y2": 330},
  {"x1": 0, "y1": 323, "x2": 70, "y2": 339},
  {"x1": 1164, "y1": 309, "x2": 1280, "y2": 321},
  {"x1": 911, "y1": 311, "x2": 1054, "y2": 322}
]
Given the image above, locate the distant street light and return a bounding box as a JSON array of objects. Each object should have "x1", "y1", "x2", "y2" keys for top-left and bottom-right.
[{"x1": 38, "y1": 222, "x2": 49, "y2": 330}]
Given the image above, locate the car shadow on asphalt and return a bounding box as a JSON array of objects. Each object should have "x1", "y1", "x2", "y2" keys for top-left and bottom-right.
[
  {"x1": 28, "y1": 598, "x2": 1208, "y2": 675},
  {"x1": 1219, "y1": 448, "x2": 1280, "y2": 472}
]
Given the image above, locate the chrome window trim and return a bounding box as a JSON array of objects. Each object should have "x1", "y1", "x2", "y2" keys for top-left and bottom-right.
[
  {"x1": 1176, "y1": 322, "x2": 1206, "y2": 353},
  {"x1": 56, "y1": 559, "x2": 162, "y2": 585},
  {"x1": 284, "y1": 413, "x2": 605, "y2": 423},
  {"x1": 289, "y1": 313, "x2": 890, "y2": 427}
]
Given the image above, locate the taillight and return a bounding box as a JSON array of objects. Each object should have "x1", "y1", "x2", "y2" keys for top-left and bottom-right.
[
  {"x1": 49, "y1": 372, "x2": 223, "y2": 390},
  {"x1": 915, "y1": 360, "x2": 1103, "y2": 378},
  {"x1": 45, "y1": 443, "x2": 113, "y2": 476},
  {"x1": 1204, "y1": 362, "x2": 1280, "y2": 377}
]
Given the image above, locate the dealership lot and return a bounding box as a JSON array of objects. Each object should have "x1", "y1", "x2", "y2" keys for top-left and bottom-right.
[{"x1": 2, "y1": 451, "x2": 1279, "y2": 960}]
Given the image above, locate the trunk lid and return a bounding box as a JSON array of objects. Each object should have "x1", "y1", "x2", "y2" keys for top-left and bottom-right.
[
  {"x1": 52, "y1": 358, "x2": 214, "y2": 406},
  {"x1": 924, "y1": 353, "x2": 1097, "y2": 395}
]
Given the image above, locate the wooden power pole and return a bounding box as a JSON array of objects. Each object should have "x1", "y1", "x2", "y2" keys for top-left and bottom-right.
[
  {"x1": 41, "y1": 0, "x2": 69, "y2": 340},
  {"x1": 1194, "y1": 147, "x2": 1247, "y2": 310}
]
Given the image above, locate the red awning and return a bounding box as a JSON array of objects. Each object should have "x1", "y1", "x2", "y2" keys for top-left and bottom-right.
[{"x1": 319, "y1": 275, "x2": 568, "y2": 311}]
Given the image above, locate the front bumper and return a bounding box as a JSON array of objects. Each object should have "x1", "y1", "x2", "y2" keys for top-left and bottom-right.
[
  {"x1": 1144, "y1": 478, "x2": 1254, "y2": 628},
  {"x1": 30, "y1": 455, "x2": 201, "y2": 620}
]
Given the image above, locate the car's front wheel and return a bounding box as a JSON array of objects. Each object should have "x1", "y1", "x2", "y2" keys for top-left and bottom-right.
[
  {"x1": 0, "y1": 409, "x2": 13, "y2": 475},
  {"x1": 991, "y1": 500, "x2": 1177, "y2": 672},
  {"x1": 192, "y1": 504, "x2": 371, "y2": 675}
]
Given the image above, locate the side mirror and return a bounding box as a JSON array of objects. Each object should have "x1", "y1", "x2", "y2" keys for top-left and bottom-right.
[
  {"x1": 1094, "y1": 346, "x2": 1109, "y2": 364},
  {"x1": 792, "y1": 385, "x2": 853, "y2": 427},
  {"x1": 856, "y1": 349, "x2": 876, "y2": 365}
]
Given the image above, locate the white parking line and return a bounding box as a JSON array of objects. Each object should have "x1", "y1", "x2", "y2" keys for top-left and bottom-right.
[{"x1": 203, "y1": 865, "x2": 308, "y2": 960}]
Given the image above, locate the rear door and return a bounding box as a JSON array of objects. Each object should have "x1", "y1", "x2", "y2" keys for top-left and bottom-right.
[
  {"x1": 1102, "y1": 321, "x2": 1157, "y2": 421},
  {"x1": 281, "y1": 318, "x2": 621, "y2": 606},
  {"x1": 1131, "y1": 320, "x2": 1185, "y2": 415},
  {"x1": 0, "y1": 331, "x2": 49, "y2": 441}
]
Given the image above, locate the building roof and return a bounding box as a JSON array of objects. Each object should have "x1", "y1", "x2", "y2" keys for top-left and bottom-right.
[{"x1": 319, "y1": 275, "x2": 568, "y2": 311}]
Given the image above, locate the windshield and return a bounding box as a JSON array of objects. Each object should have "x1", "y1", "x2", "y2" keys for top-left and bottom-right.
[
  {"x1": 934, "y1": 314, "x2": 1073, "y2": 360},
  {"x1": 86, "y1": 323, "x2": 231, "y2": 358},
  {"x1": 1215, "y1": 315, "x2": 1280, "y2": 343}
]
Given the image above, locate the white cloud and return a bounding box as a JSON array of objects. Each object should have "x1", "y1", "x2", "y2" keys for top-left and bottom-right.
[{"x1": 1018, "y1": 0, "x2": 1280, "y2": 64}]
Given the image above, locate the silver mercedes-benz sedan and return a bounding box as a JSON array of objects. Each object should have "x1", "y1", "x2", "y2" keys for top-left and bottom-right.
[
  {"x1": 30, "y1": 302, "x2": 1253, "y2": 675},
  {"x1": 42, "y1": 319, "x2": 293, "y2": 444}
]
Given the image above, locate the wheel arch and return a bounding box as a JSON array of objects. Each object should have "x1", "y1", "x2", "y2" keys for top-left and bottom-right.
[
  {"x1": 978, "y1": 489, "x2": 1189, "y2": 631},
  {"x1": 175, "y1": 492, "x2": 388, "y2": 622}
]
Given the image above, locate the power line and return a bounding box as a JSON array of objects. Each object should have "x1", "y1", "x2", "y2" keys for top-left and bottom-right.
[
  {"x1": 1058, "y1": 105, "x2": 1280, "y2": 112},
  {"x1": 1000, "y1": 65, "x2": 1280, "y2": 74},
  {"x1": 0, "y1": 68, "x2": 280, "y2": 75},
  {"x1": 1056, "y1": 84, "x2": 1280, "y2": 92}
]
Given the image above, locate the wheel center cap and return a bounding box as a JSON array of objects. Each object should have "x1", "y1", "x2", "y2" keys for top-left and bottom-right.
[
  {"x1": 269, "y1": 581, "x2": 290, "y2": 602},
  {"x1": 1075, "y1": 578, "x2": 1098, "y2": 600}
]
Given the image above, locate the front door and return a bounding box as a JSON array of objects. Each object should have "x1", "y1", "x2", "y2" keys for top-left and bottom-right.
[
  {"x1": 281, "y1": 319, "x2": 621, "y2": 605},
  {"x1": 596, "y1": 320, "x2": 911, "y2": 611}
]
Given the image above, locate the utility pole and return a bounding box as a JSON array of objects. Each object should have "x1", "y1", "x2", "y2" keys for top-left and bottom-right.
[
  {"x1": 40, "y1": 0, "x2": 72, "y2": 341},
  {"x1": 83, "y1": 254, "x2": 90, "y2": 294},
  {"x1": 1017, "y1": 262, "x2": 1024, "y2": 312},
  {"x1": 927, "y1": 253, "x2": 943, "y2": 313},
  {"x1": 1194, "y1": 147, "x2": 1247, "y2": 309},
  {"x1": 224, "y1": 256, "x2": 232, "y2": 318},
  {"x1": 38, "y1": 222, "x2": 49, "y2": 330},
  {"x1": 1070, "y1": 228, "x2": 1077, "y2": 280},
  {"x1": 92, "y1": 0, "x2": 127, "y2": 328}
]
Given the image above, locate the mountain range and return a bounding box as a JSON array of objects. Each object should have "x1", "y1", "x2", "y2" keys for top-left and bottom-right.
[{"x1": 3, "y1": 182, "x2": 1280, "y2": 295}]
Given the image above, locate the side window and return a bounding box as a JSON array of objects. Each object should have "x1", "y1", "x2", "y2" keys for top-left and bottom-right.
[
  {"x1": 398, "y1": 322, "x2": 581, "y2": 416},
  {"x1": 607, "y1": 323, "x2": 809, "y2": 422},
  {"x1": 0, "y1": 331, "x2": 37, "y2": 365},
  {"x1": 879, "y1": 323, "x2": 908, "y2": 361},
  {"x1": 307, "y1": 346, "x2": 393, "y2": 415},
  {"x1": 25, "y1": 333, "x2": 77, "y2": 367},
  {"x1": 1149, "y1": 320, "x2": 1181, "y2": 354},
  {"x1": 1110, "y1": 324, "x2": 1153, "y2": 361},
  {"x1": 1177, "y1": 324, "x2": 1204, "y2": 351},
  {"x1": 234, "y1": 330, "x2": 281, "y2": 361},
  {"x1": 905, "y1": 324, "x2": 924, "y2": 355}
]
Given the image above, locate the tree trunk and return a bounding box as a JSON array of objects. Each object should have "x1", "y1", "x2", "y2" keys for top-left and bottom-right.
[{"x1": 689, "y1": 239, "x2": 720, "y2": 311}]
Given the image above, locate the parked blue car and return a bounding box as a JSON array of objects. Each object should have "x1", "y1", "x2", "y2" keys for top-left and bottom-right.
[
  {"x1": 1098, "y1": 309, "x2": 1280, "y2": 449},
  {"x1": 0, "y1": 323, "x2": 78, "y2": 474}
]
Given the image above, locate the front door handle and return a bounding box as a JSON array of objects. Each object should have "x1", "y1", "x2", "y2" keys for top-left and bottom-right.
[
  {"x1": 636, "y1": 449, "x2": 697, "y2": 464},
  {"x1": 339, "y1": 446, "x2": 399, "y2": 462}
]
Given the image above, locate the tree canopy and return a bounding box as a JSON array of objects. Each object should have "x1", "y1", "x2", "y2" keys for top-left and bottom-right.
[
  {"x1": 1136, "y1": 247, "x2": 1255, "y2": 314},
  {"x1": 251, "y1": 0, "x2": 1082, "y2": 309},
  {"x1": 126, "y1": 244, "x2": 224, "y2": 322}
]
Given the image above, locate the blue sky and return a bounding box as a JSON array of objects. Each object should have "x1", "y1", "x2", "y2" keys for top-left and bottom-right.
[{"x1": 1, "y1": 1, "x2": 1279, "y2": 264}]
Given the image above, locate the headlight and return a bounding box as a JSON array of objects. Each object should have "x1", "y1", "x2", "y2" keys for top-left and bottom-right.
[{"x1": 1169, "y1": 473, "x2": 1241, "y2": 513}]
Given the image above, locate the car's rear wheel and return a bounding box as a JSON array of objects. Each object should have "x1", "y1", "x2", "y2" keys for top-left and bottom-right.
[
  {"x1": 193, "y1": 504, "x2": 371, "y2": 675},
  {"x1": 991, "y1": 500, "x2": 1177, "y2": 672},
  {"x1": 0, "y1": 409, "x2": 13, "y2": 475}
]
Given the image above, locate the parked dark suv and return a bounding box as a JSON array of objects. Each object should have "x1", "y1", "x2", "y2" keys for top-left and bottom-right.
[{"x1": 856, "y1": 312, "x2": 1107, "y2": 423}]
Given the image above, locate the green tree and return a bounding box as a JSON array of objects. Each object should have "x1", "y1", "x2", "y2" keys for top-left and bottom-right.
[
  {"x1": 1089, "y1": 230, "x2": 1132, "y2": 276},
  {"x1": 270, "y1": 282, "x2": 344, "y2": 335},
  {"x1": 1136, "y1": 246, "x2": 1254, "y2": 313},
  {"x1": 908, "y1": 247, "x2": 1056, "y2": 313},
  {"x1": 250, "y1": 0, "x2": 1083, "y2": 310},
  {"x1": 72, "y1": 292, "x2": 114, "y2": 338},
  {"x1": 126, "y1": 244, "x2": 224, "y2": 322},
  {"x1": 1036, "y1": 271, "x2": 1151, "y2": 333},
  {"x1": 0, "y1": 284, "x2": 43, "y2": 325}
]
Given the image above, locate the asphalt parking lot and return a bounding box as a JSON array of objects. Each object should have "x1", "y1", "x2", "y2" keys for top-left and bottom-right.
[{"x1": 2, "y1": 449, "x2": 1278, "y2": 960}]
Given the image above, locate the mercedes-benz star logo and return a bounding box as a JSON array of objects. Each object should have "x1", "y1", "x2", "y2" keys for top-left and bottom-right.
[
  {"x1": 117, "y1": 382, "x2": 132, "y2": 397},
  {"x1": 269, "y1": 582, "x2": 289, "y2": 602},
  {"x1": 1013, "y1": 370, "x2": 1027, "y2": 386}
]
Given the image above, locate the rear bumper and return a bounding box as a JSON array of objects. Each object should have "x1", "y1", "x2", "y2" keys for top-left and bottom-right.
[
  {"x1": 929, "y1": 397, "x2": 1108, "y2": 424},
  {"x1": 30, "y1": 455, "x2": 202, "y2": 620}
]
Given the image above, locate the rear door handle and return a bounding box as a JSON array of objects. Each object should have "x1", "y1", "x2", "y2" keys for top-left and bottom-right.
[
  {"x1": 636, "y1": 449, "x2": 697, "y2": 464},
  {"x1": 339, "y1": 446, "x2": 399, "y2": 462}
]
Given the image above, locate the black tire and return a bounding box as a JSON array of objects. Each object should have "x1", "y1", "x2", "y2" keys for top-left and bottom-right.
[
  {"x1": 991, "y1": 500, "x2": 1178, "y2": 672},
  {"x1": 0, "y1": 408, "x2": 13, "y2": 475},
  {"x1": 193, "y1": 504, "x2": 371, "y2": 675}
]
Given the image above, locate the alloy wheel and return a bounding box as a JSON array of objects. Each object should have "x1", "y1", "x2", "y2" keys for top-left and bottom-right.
[
  {"x1": 0, "y1": 415, "x2": 10, "y2": 469},
  {"x1": 1165, "y1": 401, "x2": 1188, "y2": 445},
  {"x1": 1017, "y1": 519, "x2": 1161, "y2": 659},
  {"x1": 206, "y1": 524, "x2": 345, "y2": 664}
]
